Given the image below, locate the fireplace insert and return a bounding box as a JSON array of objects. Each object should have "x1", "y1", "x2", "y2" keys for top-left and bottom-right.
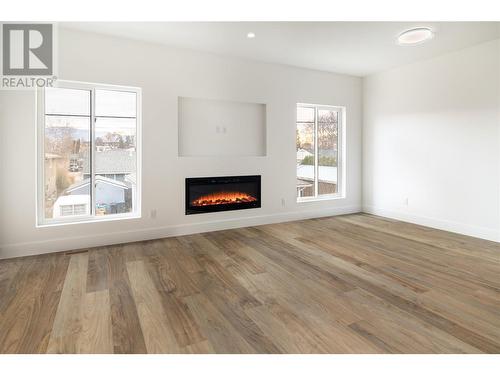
[{"x1": 185, "y1": 175, "x2": 261, "y2": 215}]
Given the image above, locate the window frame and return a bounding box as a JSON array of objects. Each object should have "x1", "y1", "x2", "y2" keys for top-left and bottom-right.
[
  {"x1": 296, "y1": 103, "x2": 346, "y2": 203},
  {"x1": 36, "y1": 80, "x2": 142, "y2": 226}
]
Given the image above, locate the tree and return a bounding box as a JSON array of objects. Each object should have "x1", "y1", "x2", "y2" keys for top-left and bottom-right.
[
  {"x1": 317, "y1": 111, "x2": 338, "y2": 150},
  {"x1": 55, "y1": 167, "x2": 71, "y2": 193},
  {"x1": 45, "y1": 125, "x2": 76, "y2": 156},
  {"x1": 297, "y1": 122, "x2": 314, "y2": 153},
  {"x1": 118, "y1": 134, "x2": 125, "y2": 149},
  {"x1": 125, "y1": 135, "x2": 134, "y2": 148},
  {"x1": 297, "y1": 109, "x2": 339, "y2": 156}
]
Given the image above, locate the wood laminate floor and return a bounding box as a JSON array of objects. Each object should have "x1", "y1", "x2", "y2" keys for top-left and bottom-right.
[{"x1": 1, "y1": 214, "x2": 499, "y2": 353}]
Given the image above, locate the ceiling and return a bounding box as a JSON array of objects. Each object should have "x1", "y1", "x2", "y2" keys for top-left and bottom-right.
[{"x1": 62, "y1": 22, "x2": 500, "y2": 77}]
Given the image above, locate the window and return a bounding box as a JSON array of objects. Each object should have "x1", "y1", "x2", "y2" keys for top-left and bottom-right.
[
  {"x1": 296, "y1": 103, "x2": 344, "y2": 201},
  {"x1": 37, "y1": 81, "x2": 141, "y2": 225}
]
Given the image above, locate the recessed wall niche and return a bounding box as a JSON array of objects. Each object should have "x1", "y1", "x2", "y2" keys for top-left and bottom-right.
[{"x1": 178, "y1": 97, "x2": 267, "y2": 157}]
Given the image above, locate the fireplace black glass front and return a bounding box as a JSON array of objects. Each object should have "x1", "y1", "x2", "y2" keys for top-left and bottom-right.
[{"x1": 185, "y1": 175, "x2": 261, "y2": 215}]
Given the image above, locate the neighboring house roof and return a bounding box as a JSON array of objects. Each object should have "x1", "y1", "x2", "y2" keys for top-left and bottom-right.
[
  {"x1": 124, "y1": 172, "x2": 137, "y2": 185},
  {"x1": 297, "y1": 165, "x2": 338, "y2": 184},
  {"x1": 53, "y1": 194, "x2": 90, "y2": 206},
  {"x1": 66, "y1": 175, "x2": 131, "y2": 194},
  {"x1": 296, "y1": 179, "x2": 313, "y2": 188},
  {"x1": 82, "y1": 150, "x2": 136, "y2": 175}
]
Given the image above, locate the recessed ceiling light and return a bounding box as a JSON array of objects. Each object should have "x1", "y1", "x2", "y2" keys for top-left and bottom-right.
[
  {"x1": 397, "y1": 27, "x2": 434, "y2": 46},
  {"x1": 247, "y1": 32, "x2": 256, "y2": 39}
]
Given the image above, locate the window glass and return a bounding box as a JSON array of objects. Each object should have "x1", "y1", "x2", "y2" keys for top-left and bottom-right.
[
  {"x1": 94, "y1": 91, "x2": 137, "y2": 216},
  {"x1": 318, "y1": 109, "x2": 339, "y2": 195},
  {"x1": 296, "y1": 106, "x2": 315, "y2": 198},
  {"x1": 95, "y1": 89, "x2": 137, "y2": 117},
  {"x1": 44, "y1": 113, "x2": 90, "y2": 219},
  {"x1": 45, "y1": 87, "x2": 90, "y2": 116}
]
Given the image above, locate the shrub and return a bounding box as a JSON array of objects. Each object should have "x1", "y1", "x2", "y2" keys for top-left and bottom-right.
[{"x1": 301, "y1": 155, "x2": 337, "y2": 167}]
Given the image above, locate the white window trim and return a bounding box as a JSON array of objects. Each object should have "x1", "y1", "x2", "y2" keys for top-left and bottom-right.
[
  {"x1": 296, "y1": 103, "x2": 346, "y2": 203},
  {"x1": 36, "y1": 80, "x2": 142, "y2": 227}
]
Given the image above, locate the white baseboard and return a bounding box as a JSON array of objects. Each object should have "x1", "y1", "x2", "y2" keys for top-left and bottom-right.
[
  {"x1": 0, "y1": 205, "x2": 361, "y2": 259},
  {"x1": 363, "y1": 205, "x2": 500, "y2": 243}
]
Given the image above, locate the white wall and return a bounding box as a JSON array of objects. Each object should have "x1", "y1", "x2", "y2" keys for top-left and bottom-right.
[
  {"x1": 0, "y1": 28, "x2": 362, "y2": 258},
  {"x1": 363, "y1": 39, "x2": 500, "y2": 241}
]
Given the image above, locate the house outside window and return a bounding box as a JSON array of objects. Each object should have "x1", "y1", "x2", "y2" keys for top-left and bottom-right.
[
  {"x1": 37, "y1": 81, "x2": 141, "y2": 225},
  {"x1": 296, "y1": 103, "x2": 345, "y2": 201}
]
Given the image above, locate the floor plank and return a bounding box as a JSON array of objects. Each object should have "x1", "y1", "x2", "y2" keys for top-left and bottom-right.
[
  {"x1": 46, "y1": 253, "x2": 89, "y2": 354},
  {"x1": 79, "y1": 290, "x2": 113, "y2": 353},
  {"x1": 106, "y1": 246, "x2": 148, "y2": 354},
  {"x1": 126, "y1": 260, "x2": 181, "y2": 353}
]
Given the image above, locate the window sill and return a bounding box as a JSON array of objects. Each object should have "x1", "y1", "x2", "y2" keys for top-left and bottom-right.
[
  {"x1": 36, "y1": 213, "x2": 142, "y2": 228},
  {"x1": 297, "y1": 194, "x2": 345, "y2": 203}
]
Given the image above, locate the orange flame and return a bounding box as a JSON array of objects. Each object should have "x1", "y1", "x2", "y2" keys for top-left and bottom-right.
[{"x1": 191, "y1": 191, "x2": 257, "y2": 206}]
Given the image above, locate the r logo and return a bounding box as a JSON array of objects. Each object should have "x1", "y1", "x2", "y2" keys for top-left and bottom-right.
[{"x1": 2, "y1": 24, "x2": 53, "y2": 75}]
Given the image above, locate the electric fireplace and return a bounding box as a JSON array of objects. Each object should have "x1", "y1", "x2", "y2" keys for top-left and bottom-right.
[{"x1": 185, "y1": 175, "x2": 261, "y2": 215}]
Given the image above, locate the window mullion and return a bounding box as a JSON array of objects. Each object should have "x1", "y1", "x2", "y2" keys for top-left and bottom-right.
[
  {"x1": 90, "y1": 88, "x2": 96, "y2": 217},
  {"x1": 314, "y1": 107, "x2": 319, "y2": 197},
  {"x1": 338, "y1": 110, "x2": 343, "y2": 197}
]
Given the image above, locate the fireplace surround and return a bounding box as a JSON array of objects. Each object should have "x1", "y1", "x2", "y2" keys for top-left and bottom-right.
[{"x1": 185, "y1": 175, "x2": 261, "y2": 215}]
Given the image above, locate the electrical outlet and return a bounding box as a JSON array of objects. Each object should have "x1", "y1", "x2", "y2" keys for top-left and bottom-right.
[
  {"x1": 404, "y1": 198, "x2": 409, "y2": 206},
  {"x1": 150, "y1": 209, "x2": 157, "y2": 219},
  {"x1": 281, "y1": 198, "x2": 286, "y2": 207}
]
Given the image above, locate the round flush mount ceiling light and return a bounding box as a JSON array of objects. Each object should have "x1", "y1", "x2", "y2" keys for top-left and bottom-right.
[
  {"x1": 247, "y1": 32, "x2": 256, "y2": 39},
  {"x1": 397, "y1": 27, "x2": 434, "y2": 46}
]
